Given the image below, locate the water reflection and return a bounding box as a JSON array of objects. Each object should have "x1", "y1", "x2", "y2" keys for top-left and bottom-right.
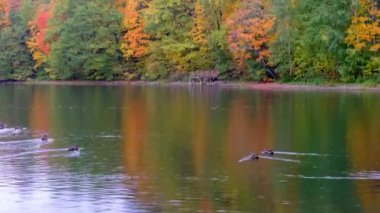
[{"x1": 1, "y1": 84, "x2": 380, "y2": 212}]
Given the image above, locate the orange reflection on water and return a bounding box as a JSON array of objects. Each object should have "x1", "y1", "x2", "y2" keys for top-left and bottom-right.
[
  {"x1": 190, "y1": 94, "x2": 216, "y2": 212},
  {"x1": 347, "y1": 111, "x2": 380, "y2": 212},
  {"x1": 121, "y1": 92, "x2": 154, "y2": 204},
  {"x1": 29, "y1": 87, "x2": 50, "y2": 134},
  {"x1": 225, "y1": 93, "x2": 275, "y2": 162},
  {"x1": 122, "y1": 100, "x2": 147, "y2": 175},
  {"x1": 191, "y1": 100, "x2": 209, "y2": 176}
]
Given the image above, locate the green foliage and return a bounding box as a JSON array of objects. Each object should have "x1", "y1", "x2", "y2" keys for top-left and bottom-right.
[
  {"x1": 208, "y1": 26, "x2": 233, "y2": 75},
  {"x1": 144, "y1": 0, "x2": 214, "y2": 76},
  {"x1": 0, "y1": 25, "x2": 34, "y2": 80},
  {"x1": 0, "y1": 0, "x2": 35, "y2": 80},
  {"x1": 47, "y1": 0, "x2": 123, "y2": 80},
  {"x1": 269, "y1": 0, "x2": 297, "y2": 78},
  {"x1": 142, "y1": 41, "x2": 171, "y2": 80},
  {"x1": 338, "y1": 49, "x2": 370, "y2": 82},
  {"x1": 364, "y1": 56, "x2": 380, "y2": 78},
  {"x1": 270, "y1": 0, "x2": 352, "y2": 82},
  {"x1": 247, "y1": 59, "x2": 266, "y2": 81}
]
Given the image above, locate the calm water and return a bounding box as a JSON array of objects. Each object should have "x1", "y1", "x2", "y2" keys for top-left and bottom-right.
[{"x1": 1, "y1": 84, "x2": 380, "y2": 212}]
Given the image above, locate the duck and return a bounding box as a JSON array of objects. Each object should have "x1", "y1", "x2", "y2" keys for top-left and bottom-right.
[
  {"x1": 41, "y1": 134, "x2": 48, "y2": 142},
  {"x1": 11, "y1": 127, "x2": 22, "y2": 135},
  {"x1": 261, "y1": 149, "x2": 274, "y2": 156},
  {"x1": 0, "y1": 123, "x2": 4, "y2": 129},
  {"x1": 238, "y1": 152, "x2": 259, "y2": 162},
  {"x1": 68, "y1": 144, "x2": 80, "y2": 152},
  {"x1": 249, "y1": 153, "x2": 260, "y2": 160}
]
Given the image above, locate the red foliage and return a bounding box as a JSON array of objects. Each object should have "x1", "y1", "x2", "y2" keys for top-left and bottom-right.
[
  {"x1": 35, "y1": 9, "x2": 52, "y2": 54},
  {"x1": 27, "y1": 3, "x2": 55, "y2": 68}
]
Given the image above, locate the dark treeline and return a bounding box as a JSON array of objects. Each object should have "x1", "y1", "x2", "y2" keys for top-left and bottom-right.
[{"x1": 0, "y1": 0, "x2": 379, "y2": 82}]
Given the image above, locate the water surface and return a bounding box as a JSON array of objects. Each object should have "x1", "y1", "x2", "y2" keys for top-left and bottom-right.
[{"x1": 1, "y1": 84, "x2": 380, "y2": 212}]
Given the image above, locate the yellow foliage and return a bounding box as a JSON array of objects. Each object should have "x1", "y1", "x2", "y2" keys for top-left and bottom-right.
[
  {"x1": 346, "y1": 0, "x2": 380, "y2": 52},
  {"x1": 27, "y1": 33, "x2": 47, "y2": 69},
  {"x1": 190, "y1": 0, "x2": 208, "y2": 48},
  {"x1": 370, "y1": 44, "x2": 380, "y2": 52}
]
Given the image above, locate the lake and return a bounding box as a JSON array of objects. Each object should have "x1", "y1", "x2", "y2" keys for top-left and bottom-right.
[{"x1": 1, "y1": 83, "x2": 380, "y2": 212}]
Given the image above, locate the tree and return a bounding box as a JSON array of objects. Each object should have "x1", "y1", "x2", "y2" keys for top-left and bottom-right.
[
  {"x1": 269, "y1": 0, "x2": 297, "y2": 78},
  {"x1": 48, "y1": 0, "x2": 123, "y2": 80},
  {"x1": 0, "y1": 0, "x2": 11, "y2": 27},
  {"x1": 27, "y1": 2, "x2": 54, "y2": 69},
  {"x1": 0, "y1": 0, "x2": 35, "y2": 80},
  {"x1": 344, "y1": 0, "x2": 380, "y2": 80},
  {"x1": 202, "y1": 0, "x2": 240, "y2": 31},
  {"x1": 189, "y1": 0, "x2": 214, "y2": 70},
  {"x1": 346, "y1": 0, "x2": 380, "y2": 52},
  {"x1": 190, "y1": 0, "x2": 208, "y2": 48},
  {"x1": 144, "y1": 0, "x2": 197, "y2": 76},
  {"x1": 287, "y1": 0, "x2": 351, "y2": 81},
  {"x1": 203, "y1": 0, "x2": 239, "y2": 76},
  {"x1": 121, "y1": 0, "x2": 150, "y2": 60},
  {"x1": 227, "y1": 0, "x2": 275, "y2": 79}
]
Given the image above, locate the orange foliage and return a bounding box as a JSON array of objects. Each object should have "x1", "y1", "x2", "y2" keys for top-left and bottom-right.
[
  {"x1": 0, "y1": 0, "x2": 11, "y2": 27},
  {"x1": 121, "y1": 0, "x2": 150, "y2": 60},
  {"x1": 346, "y1": 0, "x2": 380, "y2": 52},
  {"x1": 227, "y1": 0, "x2": 275, "y2": 69},
  {"x1": 27, "y1": 3, "x2": 54, "y2": 68}
]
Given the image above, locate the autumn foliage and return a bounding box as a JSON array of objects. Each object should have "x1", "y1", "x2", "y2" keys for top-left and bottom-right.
[
  {"x1": 27, "y1": 3, "x2": 54, "y2": 68},
  {"x1": 346, "y1": 0, "x2": 380, "y2": 52},
  {"x1": 0, "y1": 0, "x2": 379, "y2": 82},
  {"x1": 190, "y1": 0, "x2": 208, "y2": 48},
  {"x1": 227, "y1": 0, "x2": 275, "y2": 70},
  {"x1": 121, "y1": 0, "x2": 150, "y2": 60},
  {"x1": 0, "y1": 0, "x2": 10, "y2": 27}
]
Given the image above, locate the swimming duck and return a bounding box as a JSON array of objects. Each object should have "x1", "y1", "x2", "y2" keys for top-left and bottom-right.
[
  {"x1": 249, "y1": 153, "x2": 259, "y2": 160},
  {"x1": 238, "y1": 152, "x2": 259, "y2": 162},
  {"x1": 11, "y1": 127, "x2": 22, "y2": 135},
  {"x1": 68, "y1": 144, "x2": 80, "y2": 151},
  {"x1": 261, "y1": 149, "x2": 274, "y2": 156},
  {"x1": 41, "y1": 134, "x2": 48, "y2": 142}
]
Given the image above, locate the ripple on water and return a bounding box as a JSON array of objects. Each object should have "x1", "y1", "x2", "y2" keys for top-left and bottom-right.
[
  {"x1": 0, "y1": 148, "x2": 66, "y2": 160},
  {"x1": 275, "y1": 151, "x2": 328, "y2": 156},
  {"x1": 286, "y1": 171, "x2": 380, "y2": 180}
]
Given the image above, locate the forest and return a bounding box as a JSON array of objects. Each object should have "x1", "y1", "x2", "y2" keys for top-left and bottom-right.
[{"x1": 0, "y1": 0, "x2": 379, "y2": 83}]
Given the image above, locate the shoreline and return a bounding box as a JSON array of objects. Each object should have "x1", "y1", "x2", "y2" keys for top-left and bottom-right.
[{"x1": 2, "y1": 80, "x2": 380, "y2": 92}]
